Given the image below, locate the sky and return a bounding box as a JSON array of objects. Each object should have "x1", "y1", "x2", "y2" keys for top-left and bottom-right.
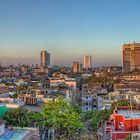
[{"x1": 0, "y1": 0, "x2": 140, "y2": 67}]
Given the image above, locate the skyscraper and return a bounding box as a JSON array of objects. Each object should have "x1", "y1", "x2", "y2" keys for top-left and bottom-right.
[
  {"x1": 123, "y1": 42, "x2": 140, "y2": 72},
  {"x1": 40, "y1": 50, "x2": 50, "y2": 67},
  {"x1": 72, "y1": 62, "x2": 82, "y2": 73},
  {"x1": 83, "y1": 56, "x2": 92, "y2": 69}
]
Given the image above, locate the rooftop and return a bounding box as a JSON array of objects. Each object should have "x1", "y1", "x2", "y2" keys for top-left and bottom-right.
[
  {"x1": 23, "y1": 105, "x2": 41, "y2": 112},
  {"x1": 117, "y1": 109, "x2": 140, "y2": 118},
  {"x1": 114, "y1": 83, "x2": 140, "y2": 89}
]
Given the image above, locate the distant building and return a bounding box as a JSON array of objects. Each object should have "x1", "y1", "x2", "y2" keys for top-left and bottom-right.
[
  {"x1": 121, "y1": 74, "x2": 140, "y2": 82},
  {"x1": 81, "y1": 83, "x2": 108, "y2": 111},
  {"x1": 52, "y1": 71, "x2": 69, "y2": 79},
  {"x1": 40, "y1": 50, "x2": 50, "y2": 67},
  {"x1": 123, "y1": 42, "x2": 140, "y2": 72},
  {"x1": 72, "y1": 62, "x2": 82, "y2": 73},
  {"x1": 114, "y1": 82, "x2": 140, "y2": 92},
  {"x1": 83, "y1": 56, "x2": 91, "y2": 69},
  {"x1": 82, "y1": 73, "x2": 92, "y2": 79},
  {"x1": 33, "y1": 66, "x2": 51, "y2": 76},
  {"x1": 18, "y1": 94, "x2": 37, "y2": 105},
  {"x1": 21, "y1": 65, "x2": 29, "y2": 73},
  {"x1": 49, "y1": 78, "x2": 77, "y2": 89}
]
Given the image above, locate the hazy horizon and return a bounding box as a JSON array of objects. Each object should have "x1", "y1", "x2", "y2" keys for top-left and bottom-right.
[{"x1": 0, "y1": 0, "x2": 140, "y2": 66}]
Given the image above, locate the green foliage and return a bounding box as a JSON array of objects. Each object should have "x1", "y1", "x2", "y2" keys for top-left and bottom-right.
[
  {"x1": 11, "y1": 93, "x2": 18, "y2": 98},
  {"x1": 29, "y1": 112, "x2": 40, "y2": 121},
  {"x1": 17, "y1": 84, "x2": 28, "y2": 92},
  {"x1": 110, "y1": 100, "x2": 130, "y2": 113},
  {"x1": 4, "y1": 108, "x2": 31, "y2": 127},
  {"x1": 84, "y1": 73, "x2": 120, "y2": 84},
  {"x1": 125, "y1": 134, "x2": 131, "y2": 140},
  {"x1": 40, "y1": 97, "x2": 83, "y2": 139},
  {"x1": 82, "y1": 100, "x2": 128, "y2": 132},
  {"x1": 28, "y1": 112, "x2": 42, "y2": 127},
  {"x1": 4, "y1": 108, "x2": 41, "y2": 127},
  {"x1": 84, "y1": 109, "x2": 111, "y2": 132},
  {"x1": 3, "y1": 98, "x2": 83, "y2": 139},
  {"x1": 83, "y1": 100, "x2": 130, "y2": 132},
  {"x1": 72, "y1": 105, "x2": 82, "y2": 115}
]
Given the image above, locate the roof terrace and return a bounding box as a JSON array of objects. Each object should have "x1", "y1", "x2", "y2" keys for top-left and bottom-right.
[{"x1": 117, "y1": 109, "x2": 140, "y2": 118}]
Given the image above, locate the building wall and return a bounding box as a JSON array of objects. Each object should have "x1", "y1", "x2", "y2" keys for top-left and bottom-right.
[
  {"x1": 123, "y1": 43, "x2": 140, "y2": 72},
  {"x1": 122, "y1": 75, "x2": 140, "y2": 81},
  {"x1": 81, "y1": 95, "x2": 98, "y2": 111},
  {"x1": 112, "y1": 132, "x2": 129, "y2": 140},
  {"x1": 123, "y1": 46, "x2": 131, "y2": 72},
  {"x1": 97, "y1": 96, "x2": 103, "y2": 110},
  {"x1": 82, "y1": 96, "x2": 93, "y2": 111},
  {"x1": 83, "y1": 56, "x2": 91, "y2": 69},
  {"x1": 72, "y1": 62, "x2": 82, "y2": 73},
  {"x1": 41, "y1": 51, "x2": 50, "y2": 67},
  {"x1": 114, "y1": 111, "x2": 140, "y2": 131},
  {"x1": 0, "y1": 124, "x2": 5, "y2": 136}
]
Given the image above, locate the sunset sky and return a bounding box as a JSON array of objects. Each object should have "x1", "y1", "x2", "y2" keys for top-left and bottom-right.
[{"x1": 0, "y1": 0, "x2": 140, "y2": 66}]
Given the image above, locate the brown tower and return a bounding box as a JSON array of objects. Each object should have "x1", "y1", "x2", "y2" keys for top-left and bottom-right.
[{"x1": 123, "y1": 42, "x2": 140, "y2": 72}]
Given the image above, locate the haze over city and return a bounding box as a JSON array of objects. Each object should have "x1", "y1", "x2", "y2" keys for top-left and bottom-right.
[
  {"x1": 1, "y1": 1, "x2": 140, "y2": 140},
  {"x1": 0, "y1": 0, "x2": 140, "y2": 66}
]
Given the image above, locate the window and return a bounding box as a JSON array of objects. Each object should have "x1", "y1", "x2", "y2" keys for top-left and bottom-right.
[
  {"x1": 133, "y1": 135, "x2": 138, "y2": 140},
  {"x1": 86, "y1": 108, "x2": 88, "y2": 110},
  {"x1": 86, "y1": 97, "x2": 88, "y2": 99},
  {"x1": 86, "y1": 102, "x2": 89, "y2": 105}
]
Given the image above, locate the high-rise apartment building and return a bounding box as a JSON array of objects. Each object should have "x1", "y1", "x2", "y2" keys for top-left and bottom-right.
[
  {"x1": 40, "y1": 50, "x2": 50, "y2": 67},
  {"x1": 83, "y1": 56, "x2": 92, "y2": 69},
  {"x1": 72, "y1": 62, "x2": 82, "y2": 73},
  {"x1": 123, "y1": 42, "x2": 140, "y2": 72}
]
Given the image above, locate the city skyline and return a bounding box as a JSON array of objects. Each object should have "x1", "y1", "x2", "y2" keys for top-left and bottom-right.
[{"x1": 1, "y1": 0, "x2": 140, "y2": 66}]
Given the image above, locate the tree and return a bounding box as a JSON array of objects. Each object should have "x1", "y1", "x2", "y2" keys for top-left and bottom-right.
[
  {"x1": 17, "y1": 84, "x2": 28, "y2": 93},
  {"x1": 82, "y1": 110, "x2": 111, "y2": 132},
  {"x1": 4, "y1": 108, "x2": 31, "y2": 127},
  {"x1": 40, "y1": 97, "x2": 83, "y2": 139},
  {"x1": 12, "y1": 93, "x2": 18, "y2": 98},
  {"x1": 84, "y1": 73, "x2": 120, "y2": 85},
  {"x1": 72, "y1": 105, "x2": 82, "y2": 115},
  {"x1": 28, "y1": 112, "x2": 41, "y2": 127},
  {"x1": 125, "y1": 134, "x2": 131, "y2": 140},
  {"x1": 110, "y1": 100, "x2": 130, "y2": 113}
]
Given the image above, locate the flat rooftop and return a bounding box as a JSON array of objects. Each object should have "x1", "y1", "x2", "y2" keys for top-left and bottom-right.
[
  {"x1": 22, "y1": 105, "x2": 41, "y2": 112},
  {"x1": 117, "y1": 109, "x2": 140, "y2": 118}
]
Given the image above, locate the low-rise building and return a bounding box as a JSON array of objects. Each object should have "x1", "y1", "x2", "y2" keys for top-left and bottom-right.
[
  {"x1": 81, "y1": 83, "x2": 108, "y2": 111},
  {"x1": 114, "y1": 82, "x2": 140, "y2": 92},
  {"x1": 121, "y1": 74, "x2": 140, "y2": 82},
  {"x1": 103, "y1": 107, "x2": 140, "y2": 140}
]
